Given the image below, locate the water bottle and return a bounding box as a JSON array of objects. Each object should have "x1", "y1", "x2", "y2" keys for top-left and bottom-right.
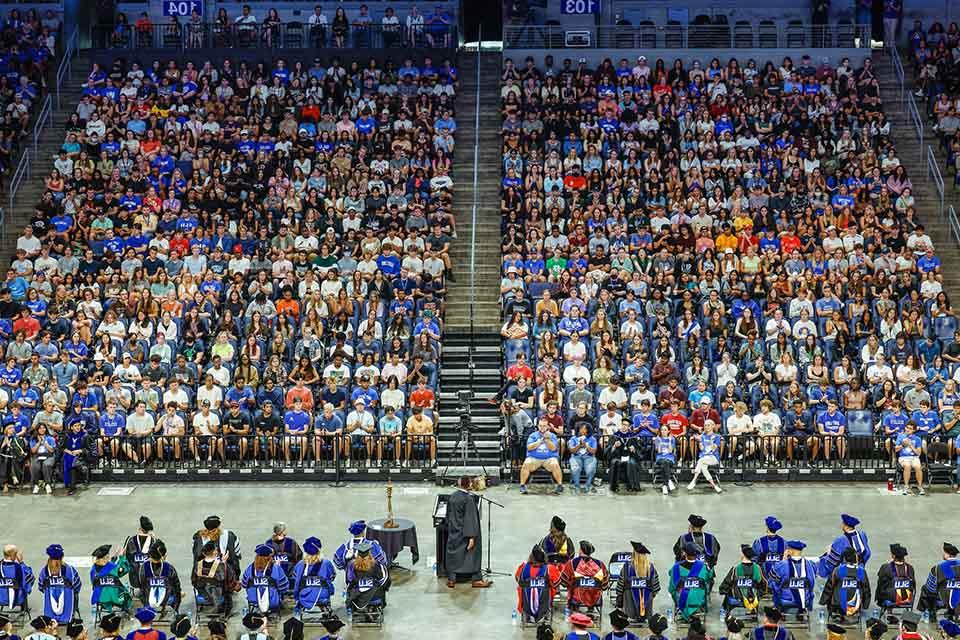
[
  {"x1": 922, "y1": 610, "x2": 930, "y2": 625},
  {"x1": 91, "y1": 607, "x2": 97, "y2": 622},
  {"x1": 720, "y1": 607, "x2": 727, "y2": 620},
  {"x1": 665, "y1": 607, "x2": 674, "y2": 627},
  {"x1": 512, "y1": 610, "x2": 518, "y2": 626},
  {"x1": 872, "y1": 607, "x2": 880, "y2": 621},
  {"x1": 346, "y1": 606, "x2": 353, "y2": 623},
  {"x1": 564, "y1": 606, "x2": 571, "y2": 619},
  {"x1": 817, "y1": 608, "x2": 826, "y2": 627}
]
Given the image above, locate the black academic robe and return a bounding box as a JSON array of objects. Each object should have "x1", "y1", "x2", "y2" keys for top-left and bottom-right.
[
  {"x1": 192, "y1": 529, "x2": 241, "y2": 578},
  {"x1": 444, "y1": 489, "x2": 482, "y2": 580},
  {"x1": 876, "y1": 561, "x2": 916, "y2": 609},
  {"x1": 123, "y1": 533, "x2": 163, "y2": 590}
]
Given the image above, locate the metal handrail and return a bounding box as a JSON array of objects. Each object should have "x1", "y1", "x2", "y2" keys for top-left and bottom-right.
[
  {"x1": 948, "y1": 205, "x2": 960, "y2": 248},
  {"x1": 907, "y1": 93, "x2": 924, "y2": 148},
  {"x1": 56, "y1": 27, "x2": 79, "y2": 109},
  {"x1": 889, "y1": 39, "x2": 904, "y2": 104},
  {"x1": 927, "y1": 144, "x2": 945, "y2": 219},
  {"x1": 6, "y1": 148, "x2": 32, "y2": 242},
  {"x1": 468, "y1": 26, "x2": 481, "y2": 380},
  {"x1": 32, "y1": 94, "x2": 52, "y2": 155}
]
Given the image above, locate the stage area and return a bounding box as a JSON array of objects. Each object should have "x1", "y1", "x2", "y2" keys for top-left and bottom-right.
[{"x1": 2, "y1": 482, "x2": 955, "y2": 639}]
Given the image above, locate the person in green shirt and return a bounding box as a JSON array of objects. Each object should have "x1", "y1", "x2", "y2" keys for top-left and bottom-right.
[
  {"x1": 90, "y1": 544, "x2": 132, "y2": 612},
  {"x1": 668, "y1": 543, "x2": 714, "y2": 621},
  {"x1": 546, "y1": 252, "x2": 568, "y2": 279}
]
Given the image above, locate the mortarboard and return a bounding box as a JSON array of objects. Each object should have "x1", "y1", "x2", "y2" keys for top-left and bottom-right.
[
  {"x1": 134, "y1": 608, "x2": 156, "y2": 624},
  {"x1": 683, "y1": 542, "x2": 700, "y2": 556},
  {"x1": 348, "y1": 520, "x2": 366, "y2": 535},
  {"x1": 841, "y1": 513, "x2": 860, "y2": 527},
  {"x1": 66, "y1": 621, "x2": 85, "y2": 638},
  {"x1": 569, "y1": 612, "x2": 593, "y2": 628},
  {"x1": 726, "y1": 616, "x2": 744, "y2": 633},
  {"x1": 579, "y1": 540, "x2": 595, "y2": 556},
  {"x1": 827, "y1": 623, "x2": 847, "y2": 640},
  {"x1": 255, "y1": 544, "x2": 273, "y2": 557},
  {"x1": 740, "y1": 544, "x2": 756, "y2": 559},
  {"x1": 282, "y1": 617, "x2": 303, "y2": 640},
  {"x1": 765, "y1": 516, "x2": 782, "y2": 532},
  {"x1": 140, "y1": 515, "x2": 154, "y2": 531},
  {"x1": 866, "y1": 619, "x2": 889, "y2": 640},
  {"x1": 630, "y1": 541, "x2": 650, "y2": 554},
  {"x1": 687, "y1": 616, "x2": 706, "y2": 639},
  {"x1": 551, "y1": 515, "x2": 566, "y2": 532},
  {"x1": 320, "y1": 617, "x2": 345, "y2": 634},
  {"x1": 889, "y1": 543, "x2": 907, "y2": 559},
  {"x1": 939, "y1": 619, "x2": 960, "y2": 638},
  {"x1": 99, "y1": 614, "x2": 122, "y2": 632},
  {"x1": 764, "y1": 606, "x2": 783, "y2": 622},
  {"x1": 786, "y1": 540, "x2": 806, "y2": 550},
  {"x1": 170, "y1": 615, "x2": 192, "y2": 638},
  {"x1": 536, "y1": 623, "x2": 555, "y2": 640},
  {"x1": 201, "y1": 541, "x2": 218, "y2": 555},
  {"x1": 203, "y1": 515, "x2": 221, "y2": 530},
  {"x1": 609, "y1": 610, "x2": 629, "y2": 630},
  {"x1": 842, "y1": 547, "x2": 858, "y2": 563},
  {"x1": 0, "y1": 615, "x2": 9, "y2": 628},
  {"x1": 649, "y1": 613, "x2": 669, "y2": 635},
  {"x1": 92, "y1": 544, "x2": 112, "y2": 559},
  {"x1": 688, "y1": 514, "x2": 707, "y2": 528},
  {"x1": 901, "y1": 612, "x2": 920, "y2": 631},
  {"x1": 46, "y1": 544, "x2": 64, "y2": 559},
  {"x1": 149, "y1": 541, "x2": 166, "y2": 561},
  {"x1": 242, "y1": 613, "x2": 266, "y2": 630},
  {"x1": 944, "y1": 542, "x2": 959, "y2": 556},
  {"x1": 207, "y1": 619, "x2": 227, "y2": 636},
  {"x1": 355, "y1": 541, "x2": 373, "y2": 556},
  {"x1": 303, "y1": 536, "x2": 322, "y2": 555},
  {"x1": 31, "y1": 616, "x2": 55, "y2": 630}
]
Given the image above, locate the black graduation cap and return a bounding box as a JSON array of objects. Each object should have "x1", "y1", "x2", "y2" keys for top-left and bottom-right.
[
  {"x1": 140, "y1": 515, "x2": 154, "y2": 532},
  {"x1": 536, "y1": 623, "x2": 555, "y2": 640},
  {"x1": 649, "y1": 613, "x2": 669, "y2": 635},
  {"x1": 170, "y1": 615, "x2": 192, "y2": 638},
  {"x1": 827, "y1": 623, "x2": 847, "y2": 637},
  {"x1": 688, "y1": 514, "x2": 707, "y2": 528},
  {"x1": 579, "y1": 540, "x2": 595, "y2": 556},
  {"x1": 206, "y1": 619, "x2": 227, "y2": 636},
  {"x1": 944, "y1": 542, "x2": 959, "y2": 556},
  {"x1": 31, "y1": 616, "x2": 54, "y2": 631},
  {"x1": 740, "y1": 544, "x2": 756, "y2": 560},
  {"x1": 99, "y1": 613, "x2": 122, "y2": 633},
  {"x1": 201, "y1": 540, "x2": 218, "y2": 555},
  {"x1": 282, "y1": 617, "x2": 303, "y2": 640},
  {"x1": 866, "y1": 618, "x2": 889, "y2": 640},
  {"x1": 66, "y1": 621, "x2": 85, "y2": 638},
  {"x1": 531, "y1": 544, "x2": 547, "y2": 564},
  {"x1": 726, "y1": 616, "x2": 744, "y2": 633},
  {"x1": 889, "y1": 543, "x2": 907, "y2": 559},
  {"x1": 683, "y1": 542, "x2": 700, "y2": 557},
  {"x1": 150, "y1": 540, "x2": 167, "y2": 561},
  {"x1": 763, "y1": 606, "x2": 783, "y2": 622},
  {"x1": 203, "y1": 515, "x2": 221, "y2": 530},
  {"x1": 551, "y1": 515, "x2": 566, "y2": 532},
  {"x1": 630, "y1": 541, "x2": 650, "y2": 554},
  {"x1": 609, "y1": 610, "x2": 629, "y2": 630},
  {"x1": 92, "y1": 544, "x2": 112, "y2": 559},
  {"x1": 320, "y1": 617, "x2": 345, "y2": 634},
  {"x1": 900, "y1": 612, "x2": 920, "y2": 631},
  {"x1": 242, "y1": 613, "x2": 266, "y2": 630},
  {"x1": 687, "y1": 616, "x2": 706, "y2": 639}
]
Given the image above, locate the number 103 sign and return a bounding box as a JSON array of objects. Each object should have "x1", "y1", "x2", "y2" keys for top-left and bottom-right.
[{"x1": 561, "y1": 0, "x2": 600, "y2": 14}]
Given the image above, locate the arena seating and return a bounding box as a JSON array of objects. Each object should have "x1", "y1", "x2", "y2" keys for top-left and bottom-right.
[
  {"x1": 912, "y1": 21, "x2": 960, "y2": 187},
  {"x1": 0, "y1": 51, "x2": 460, "y2": 491},
  {"x1": 497, "y1": 53, "x2": 960, "y2": 476}
]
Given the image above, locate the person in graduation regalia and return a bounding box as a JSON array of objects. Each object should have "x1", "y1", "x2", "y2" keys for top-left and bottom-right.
[
  {"x1": 768, "y1": 540, "x2": 816, "y2": 615},
  {"x1": 820, "y1": 548, "x2": 872, "y2": 624},
  {"x1": 123, "y1": 516, "x2": 162, "y2": 592},
  {"x1": 515, "y1": 545, "x2": 562, "y2": 624},
  {"x1": 344, "y1": 542, "x2": 389, "y2": 612},
  {"x1": 668, "y1": 543, "x2": 713, "y2": 622},
  {"x1": 66, "y1": 621, "x2": 86, "y2": 640},
  {"x1": 542, "y1": 515, "x2": 575, "y2": 565},
  {"x1": 615, "y1": 541, "x2": 661, "y2": 624},
  {"x1": 0, "y1": 614, "x2": 21, "y2": 640},
  {"x1": 61, "y1": 419, "x2": 95, "y2": 496},
  {"x1": 443, "y1": 476, "x2": 492, "y2": 588},
  {"x1": 604, "y1": 610, "x2": 640, "y2": 640},
  {"x1": 719, "y1": 545, "x2": 767, "y2": 614},
  {"x1": 819, "y1": 514, "x2": 871, "y2": 579},
  {"x1": 191, "y1": 541, "x2": 235, "y2": 616},
  {"x1": 241, "y1": 545, "x2": 289, "y2": 614},
  {"x1": 125, "y1": 609, "x2": 166, "y2": 640},
  {"x1": 751, "y1": 607, "x2": 797, "y2": 640},
  {"x1": 865, "y1": 618, "x2": 889, "y2": 640},
  {"x1": 90, "y1": 545, "x2": 132, "y2": 612},
  {"x1": 939, "y1": 620, "x2": 960, "y2": 640},
  {"x1": 291, "y1": 536, "x2": 336, "y2": 613},
  {"x1": 280, "y1": 618, "x2": 302, "y2": 640},
  {"x1": 566, "y1": 612, "x2": 601, "y2": 640},
  {"x1": 24, "y1": 617, "x2": 57, "y2": 640},
  {"x1": 98, "y1": 614, "x2": 124, "y2": 640},
  {"x1": 876, "y1": 544, "x2": 916, "y2": 612},
  {"x1": 0, "y1": 544, "x2": 34, "y2": 610},
  {"x1": 561, "y1": 540, "x2": 609, "y2": 611},
  {"x1": 192, "y1": 516, "x2": 241, "y2": 579},
  {"x1": 137, "y1": 541, "x2": 182, "y2": 614},
  {"x1": 646, "y1": 613, "x2": 669, "y2": 640},
  {"x1": 37, "y1": 545, "x2": 82, "y2": 625},
  {"x1": 674, "y1": 514, "x2": 721, "y2": 572},
  {"x1": 264, "y1": 524, "x2": 302, "y2": 583},
  {"x1": 919, "y1": 542, "x2": 960, "y2": 622},
  {"x1": 684, "y1": 616, "x2": 709, "y2": 640},
  {"x1": 894, "y1": 612, "x2": 930, "y2": 640},
  {"x1": 723, "y1": 615, "x2": 745, "y2": 640},
  {"x1": 314, "y1": 617, "x2": 345, "y2": 640},
  {"x1": 238, "y1": 612, "x2": 271, "y2": 640},
  {"x1": 332, "y1": 521, "x2": 387, "y2": 571},
  {"x1": 206, "y1": 620, "x2": 227, "y2": 640},
  {"x1": 169, "y1": 615, "x2": 198, "y2": 640},
  {"x1": 752, "y1": 517, "x2": 786, "y2": 581}
]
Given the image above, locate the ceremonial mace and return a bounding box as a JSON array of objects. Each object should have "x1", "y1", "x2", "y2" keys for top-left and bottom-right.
[{"x1": 384, "y1": 479, "x2": 398, "y2": 528}]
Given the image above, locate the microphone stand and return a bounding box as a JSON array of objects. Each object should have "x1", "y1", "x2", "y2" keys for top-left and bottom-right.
[{"x1": 475, "y1": 493, "x2": 511, "y2": 577}]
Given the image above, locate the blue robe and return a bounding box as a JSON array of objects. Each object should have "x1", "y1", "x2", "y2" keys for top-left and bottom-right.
[
  {"x1": 0, "y1": 560, "x2": 34, "y2": 607},
  {"x1": 818, "y1": 530, "x2": 871, "y2": 578},
  {"x1": 125, "y1": 628, "x2": 168, "y2": 640},
  {"x1": 291, "y1": 558, "x2": 337, "y2": 610},
  {"x1": 332, "y1": 537, "x2": 387, "y2": 570},
  {"x1": 769, "y1": 558, "x2": 816, "y2": 611},
  {"x1": 37, "y1": 563, "x2": 82, "y2": 623},
  {"x1": 752, "y1": 534, "x2": 786, "y2": 579},
  {"x1": 265, "y1": 538, "x2": 300, "y2": 579},
  {"x1": 62, "y1": 432, "x2": 87, "y2": 487},
  {"x1": 241, "y1": 563, "x2": 289, "y2": 612}
]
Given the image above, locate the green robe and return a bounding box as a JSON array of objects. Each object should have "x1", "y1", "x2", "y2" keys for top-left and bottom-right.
[
  {"x1": 668, "y1": 560, "x2": 713, "y2": 620},
  {"x1": 90, "y1": 556, "x2": 132, "y2": 610}
]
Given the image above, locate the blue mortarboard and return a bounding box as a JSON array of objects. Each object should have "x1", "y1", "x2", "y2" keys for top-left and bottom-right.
[
  {"x1": 683, "y1": 542, "x2": 700, "y2": 556},
  {"x1": 787, "y1": 540, "x2": 806, "y2": 550},
  {"x1": 254, "y1": 544, "x2": 273, "y2": 556},
  {"x1": 939, "y1": 619, "x2": 960, "y2": 638},
  {"x1": 841, "y1": 513, "x2": 860, "y2": 527},
  {"x1": 45, "y1": 544, "x2": 64, "y2": 559},
  {"x1": 348, "y1": 520, "x2": 366, "y2": 536},
  {"x1": 303, "y1": 536, "x2": 322, "y2": 555},
  {"x1": 765, "y1": 516, "x2": 782, "y2": 532},
  {"x1": 134, "y1": 608, "x2": 156, "y2": 624}
]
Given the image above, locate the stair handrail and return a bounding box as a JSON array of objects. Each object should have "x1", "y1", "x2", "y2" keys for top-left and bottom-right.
[
  {"x1": 926, "y1": 144, "x2": 945, "y2": 219},
  {"x1": 907, "y1": 92, "x2": 924, "y2": 148},
  {"x1": 6, "y1": 147, "x2": 32, "y2": 242},
  {"x1": 467, "y1": 26, "x2": 481, "y2": 378},
  {"x1": 32, "y1": 94, "x2": 52, "y2": 155},
  {"x1": 948, "y1": 205, "x2": 960, "y2": 248},
  {"x1": 888, "y1": 39, "x2": 905, "y2": 104},
  {"x1": 55, "y1": 26, "x2": 79, "y2": 110}
]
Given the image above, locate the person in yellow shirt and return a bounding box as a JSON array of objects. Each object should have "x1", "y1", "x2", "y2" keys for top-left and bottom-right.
[
  {"x1": 715, "y1": 225, "x2": 738, "y2": 253},
  {"x1": 404, "y1": 406, "x2": 435, "y2": 463}
]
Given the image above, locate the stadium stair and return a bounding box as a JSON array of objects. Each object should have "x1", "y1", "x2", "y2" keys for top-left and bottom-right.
[
  {"x1": 436, "y1": 330, "x2": 503, "y2": 474},
  {"x1": 446, "y1": 50, "x2": 502, "y2": 332},
  {"x1": 873, "y1": 50, "x2": 960, "y2": 298},
  {"x1": 0, "y1": 52, "x2": 88, "y2": 267}
]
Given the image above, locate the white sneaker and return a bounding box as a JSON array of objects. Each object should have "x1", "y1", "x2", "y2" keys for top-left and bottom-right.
[
  {"x1": 668, "y1": 479, "x2": 676, "y2": 491},
  {"x1": 918, "y1": 488, "x2": 926, "y2": 496},
  {"x1": 687, "y1": 480, "x2": 696, "y2": 491},
  {"x1": 45, "y1": 484, "x2": 53, "y2": 495},
  {"x1": 32, "y1": 485, "x2": 39, "y2": 495},
  {"x1": 714, "y1": 484, "x2": 723, "y2": 494},
  {"x1": 662, "y1": 485, "x2": 669, "y2": 495}
]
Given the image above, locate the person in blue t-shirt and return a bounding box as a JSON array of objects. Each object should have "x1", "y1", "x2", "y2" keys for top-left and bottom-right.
[
  {"x1": 567, "y1": 422, "x2": 597, "y2": 494},
  {"x1": 816, "y1": 400, "x2": 847, "y2": 463},
  {"x1": 882, "y1": 400, "x2": 909, "y2": 461},
  {"x1": 99, "y1": 400, "x2": 126, "y2": 462},
  {"x1": 911, "y1": 399, "x2": 942, "y2": 451},
  {"x1": 519, "y1": 420, "x2": 562, "y2": 495},
  {"x1": 895, "y1": 422, "x2": 925, "y2": 495},
  {"x1": 654, "y1": 424, "x2": 677, "y2": 495},
  {"x1": 283, "y1": 397, "x2": 311, "y2": 465}
]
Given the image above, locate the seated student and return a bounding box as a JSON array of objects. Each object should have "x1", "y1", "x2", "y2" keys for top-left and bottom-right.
[
  {"x1": 519, "y1": 418, "x2": 564, "y2": 495},
  {"x1": 896, "y1": 421, "x2": 926, "y2": 495},
  {"x1": 752, "y1": 606, "x2": 797, "y2": 640},
  {"x1": 768, "y1": 540, "x2": 816, "y2": 616},
  {"x1": 918, "y1": 542, "x2": 960, "y2": 622},
  {"x1": 345, "y1": 542, "x2": 389, "y2": 613},
  {"x1": 673, "y1": 514, "x2": 722, "y2": 572},
  {"x1": 333, "y1": 521, "x2": 387, "y2": 571},
  {"x1": 239, "y1": 612, "x2": 269, "y2": 640},
  {"x1": 90, "y1": 544, "x2": 132, "y2": 613},
  {"x1": 566, "y1": 612, "x2": 600, "y2": 640},
  {"x1": 561, "y1": 540, "x2": 609, "y2": 612},
  {"x1": 687, "y1": 420, "x2": 723, "y2": 493},
  {"x1": 876, "y1": 543, "x2": 916, "y2": 612},
  {"x1": 127, "y1": 607, "x2": 163, "y2": 640},
  {"x1": 614, "y1": 541, "x2": 661, "y2": 623},
  {"x1": 816, "y1": 400, "x2": 847, "y2": 463},
  {"x1": 137, "y1": 541, "x2": 181, "y2": 613},
  {"x1": 607, "y1": 418, "x2": 644, "y2": 493},
  {"x1": 668, "y1": 543, "x2": 713, "y2": 622},
  {"x1": 515, "y1": 545, "x2": 561, "y2": 624},
  {"x1": 241, "y1": 545, "x2": 289, "y2": 614},
  {"x1": 653, "y1": 425, "x2": 678, "y2": 495},
  {"x1": 605, "y1": 609, "x2": 640, "y2": 640},
  {"x1": 541, "y1": 516, "x2": 575, "y2": 565},
  {"x1": 819, "y1": 548, "x2": 872, "y2": 624},
  {"x1": 291, "y1": 536, "x2": 336, "y2": 613},
  {"x1": 718, "y1": 545, "x2": 766, "y2": 614},
  {"x1": 752, "y1": 516, "x2": 786, "y2": 582},
  {"x1": 37, "y1": 544, "x2": 82, "y2": 625},
  {"x1": 191, "y1": 541, "x2": 234, "y2": 616},
  {"x1": 0, "y1": 543, "x2": 34, "y2": 610},
  {"x1": 568, "y1": 422, "x2": 598, "y2": 494}
]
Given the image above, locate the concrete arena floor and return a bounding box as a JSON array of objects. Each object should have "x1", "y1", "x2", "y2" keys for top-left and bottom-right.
[{"x1": 1, "y1": 481, "x2": 956, "y2": 639}]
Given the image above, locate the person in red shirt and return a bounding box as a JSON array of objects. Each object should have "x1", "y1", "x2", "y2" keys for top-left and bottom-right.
[
  {"x1": 660, "y1": 400, "x2": 689, "y2": 459},
  {"x1": 490, "y1": 352, "x2": 533, "y2": 404},
  {"x1": 409, "y1": 378, "x2": 435, "y2": 409},
  {"x1": 779, "y1": 228, "x2": 801, "y2": 255},
  {"x1": 284, "y1": 377, "x2": 315, "y2": 411},
  {"x1": 12, "y1": 311, "x2": 40, "y2": 340},
  {"x1": 560, "y1": 540, "x2": 609, "y2": 609},
  {"x1": 563, "y1": 166, "x2": 587, "y2": 192}
]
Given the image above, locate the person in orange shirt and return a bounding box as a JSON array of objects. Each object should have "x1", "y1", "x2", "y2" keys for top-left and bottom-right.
[
  {"x1": 275, "y1": 287, "x2": 300, "y2": 321},
  {"x1": 409, "y1": 378, "x2": 435, "y2": 409},
  {"x1": 715, "y1": 225, "x2": 738, "y2": 253},
  {"x1": 284, "y1": 377, "x2": 315, "y2": 411}
]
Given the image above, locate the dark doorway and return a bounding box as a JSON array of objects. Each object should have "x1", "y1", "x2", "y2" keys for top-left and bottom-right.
[{"x1": 460, "y1": 0, "x2": 501, "y2": 43}]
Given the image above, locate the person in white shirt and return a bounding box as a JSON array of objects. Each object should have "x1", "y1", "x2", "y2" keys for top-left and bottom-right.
[
  {"x1": 162, "y1": 380, "x2": 189, "y2": 411},
  {"x1": 598, "y1": 379, "x2": 628, "y2": 411},
  {"x1": 156, "y1": 402, "x2": 186, "y2": 460},
  {"x1": 191, "y1": 401, "x2": 222, "y2": 462},
  {"x1": 764, "y1": 308, "x2": 792, "y2": 342},
  {"x1": 196, "y1": 375, "x2": 224, "y2": 411},
  {"x1": 866, "y1": 354, "x2": 894, "y2": 385},
  {"x1": 562, "y1": 333, "x2": 587, "y2": 365},
  {"x1": 791, "y1": 309, "x2": 817, "y2": 340},
  {"x1": 629, "y1": 382, "x2": 657, "y2": 412},
  {"x1": 725, "y1": 401, "x2": 756, "y2": 459},
  {"x1": 562, "y1": 364, "x2": 590, "y2": 388},
  {"x1": 714, "y1": 352, "x2": 739, "y2": 388},
  {"x1": 753, "y1": 399, "x2": 782, "y2": 461},
  {"x1": 345, "y1": 399, "x2": 376, "y2": 463},
  {"x1": 308, "y1": 4, "x2": 328, "y2": 46},
  {"x1": 597, "y1": 403, "x2": 623, "y2": 437},
  {"x1": 125, "y1": 401, "x2": 156, "y2": 463}
]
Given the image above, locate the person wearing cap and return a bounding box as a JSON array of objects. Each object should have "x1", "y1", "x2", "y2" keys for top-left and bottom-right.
[
  {"x1": 191, "y1": 515, "x2": 241, "y2": 578},
  {"x1": 876, "y1": 543, "x2": 916, "y2": 612},
  {"x1": 515, "y1": 545, "x2": 562, "y2": 624},
  {"x1": 674, "y1": 515, "x2": 721, "y2": 570},
  {"x1": 137, "y1": 540, "x2": 181, "y2": 614},
  {"x1": 37, "y1": 544, "x2": 82, "y2": 624},
  {"x1": 191, "y1": 540, "x2": 234, "y2": 616},
  {"x1": 333, "y1": 521, "x2": 387, "y2": 571},
  {"x1": 345, "y1": 541, "x2": 389, "y2": 617},
  {"x1": 443, "y1": 475, "x2": 492, "y2": 588},
  {"x1": 241, "y1": 544, "x2": 289, "y2": 615},
  {"x1": 239, "y1": 612, "x2": 269, "y2": 640},
  {"x1": 0, "y1": 544, "x2": 34, "y2": 611},
  {"x1": 292, "y1": 536, "x2": 336, "y2": 613},
  {"x1": 0, "y1": 614, "x2": 21, "y2": 640},
  {"x1": 768, "y1": 540, "x2": 816, "y2": 615},
  {"x1": 939, "y1": 620, "x2": 960, "y2": 640},
  {"x1": 668, "y1": 542, "x2": 713, "y2": 622},
  {"x1": 894, "y1": 612, "x2": 928, "y2": 640},
  {"x1": 718, "y1": 545, "x2": 766, "y2": 613},
  {"x1": 614, "y1": 541, "x2": 660, "y2": 623},
  {"x1": 819, "y1": 514, "x2": 871, "y2": 578},
  {"x1": 566, "y1": 611, "x2": 600, "y2": 640},
  {"x1": 90, "y1": 544, "x2": 132, "y2": 613},
  {"x1": 560, "y1": 540, "x2": 608, "y2": 612},
  {"x1": 753, "y1": 517, "x2": 786, "y2": 582},
  {"x1": 97, "y1": 613, "x2": 123, "y2": 640},
  {"x1": 264, "y1": 523, "x2": 302, "y2": 581},
  {"x1": 168, "y1": 615, "x2": 196, "y2": 640},
  {"x1": 918, "y1": 542, "x2": 960, "y2": 621},
  {"x1": 24, "y1": 616, "x2": 57, "y2": 640},
  {"x1": 753, "y1": 607, "x2": 796, "y2": 640},
  {"x1": 126, "y1": 608, "x2": 165, "y2": 640},
  {"x1": 313, "y1": 616, "x2": 345, "y2": 640},
  {"x1": 866, "y1": 617, "x2": 890, "y2": 640},
  {"x1": 123, "y1": 515, "x2": 161, "y2": 591},
  {"x1": 820, "y1": 547, "x2": 872, "y2": 623},
  {"x1": 605, "y1": 609, "x2": 639, "y2": 640}
]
